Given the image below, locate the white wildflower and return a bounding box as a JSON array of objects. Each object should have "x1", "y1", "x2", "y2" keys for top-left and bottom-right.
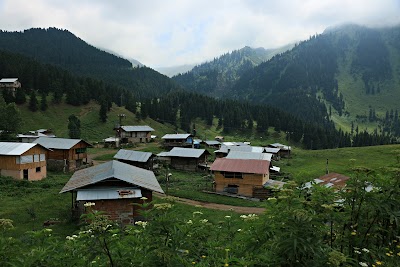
[
  {"x1": 66, "y1": 236, "x2": 74, "y2": 240},
  {"x1": 135, "y1": 221, "x2": 148, "y2": 229},
  {"x1": 140, "y1": 197, "x2": 148, "y2": 200},
  {"x1": 359, "y1": 262, "x2": 368, "y2": 267},
  {"x1": 84, "y1": 202, "x2": 95, "y2": 207},
  {"x1": 187, "y1": 220, "x2": 193, "y2": 224},
  {"x1": 225, "y1": 216, "x2": 231, "y2": 219},
  {"x1": 237, "y1": 229, "x2": 242, "y2": 232},
  {"x1": 154, "y1": 203, "x2": 173, "y2": 210},
  {"x1": 200, "y1": 219, "x2": 208, "y2": 224},
  {"x1": 362, "y1": 248, "x2": 370, "y2": 253},
  {"x1": 354, "y1": 250, "x2": 361, "y2": 254},
  {"x1": 267, "y1": 197, "x2": 277, "y2": 201}
]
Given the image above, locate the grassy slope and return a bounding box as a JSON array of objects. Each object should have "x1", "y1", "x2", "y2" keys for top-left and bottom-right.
[{"x1": 331, "y1": 38, "x2": 400, "y2": 133}]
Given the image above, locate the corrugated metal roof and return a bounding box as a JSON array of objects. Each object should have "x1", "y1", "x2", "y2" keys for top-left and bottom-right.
[
  {"x1": 226, "y1": 151, "x2": 272, "y2": 161},
  {"x1": 33, "y1": 137, "x2": 91, "y2": 149},
  {"x1": 264, "y1": 179, "x2": 286, "y2": 189},
  {"x1": 104, "y1": 137, "x2": 119, "y2": 142},
  {"x1": 158, "y1": 147, "x2": 207, "y2": 158},
  {"x1": 162, "y1": 134, "x2": 191, "y2": 139},
  {"x1": 114, "y1": 149, "x2": 153, "y2": 162},
  {"x1": 120, "y1": 125, "x2": 154, "y2": 132},
  {"x1": 76, "y1": 188, "x2": 142, "y2": 200},
  {"x1": 210, "y1": 158, "x2": 270, "y2": 174},
  {"x1": 317, "y1": 173, "x2": 350, "y2": 188},
  {"x1": 264, "y1": 147, "x2": 280, "y2": 153},
  {"x1": 60, "y1": 160, "x2": 164, "y2": 194},
  {"x1": 0, "y1": 142, "x2": 38, "y2": 155},
  {"x1": 0, "y1": 78, "x2": 18, "y2": 83},
  {"x1": 204, "y1": 140, "x2": 220, "y2": 145},
  {"x1": 216, "y1": 145, "x2": 263, "y2": 154},
  {"x1": 269, "y1": 143, "x2": 291, "y2": 150}
]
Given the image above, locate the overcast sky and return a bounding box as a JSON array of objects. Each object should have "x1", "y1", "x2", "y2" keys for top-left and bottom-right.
[{"x1": 0, "y1": 0, "x2": 399, "y2": 68}]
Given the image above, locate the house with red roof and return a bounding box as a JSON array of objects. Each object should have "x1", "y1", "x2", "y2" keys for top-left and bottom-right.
[{"x1": 210, "y1": 158, "x2": 271, "y2": 197}]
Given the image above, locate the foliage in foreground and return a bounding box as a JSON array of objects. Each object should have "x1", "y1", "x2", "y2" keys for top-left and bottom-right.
[{"x1": 1, "y1": 169, "x2": 400, "y2": 266}]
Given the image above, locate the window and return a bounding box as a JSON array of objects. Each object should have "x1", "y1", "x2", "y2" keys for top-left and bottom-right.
[
  {"x1": 40, "y1": 154, "x2": 46, "y2": 161},
  {"x1": 34, "y1": 154, "x2": 40, "y2": 162},
  {"x1": 21, "y1": 155, "x2": 33, "y2": 164},
  {"x1": 36, "y1": 167, "x2": 41, "y2": 172},
  {"x1": 222, "y1": 172, "x2": 243, "y2": 179}
]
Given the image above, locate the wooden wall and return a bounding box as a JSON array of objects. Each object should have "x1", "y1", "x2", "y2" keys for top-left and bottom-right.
[{"x1": 214, "y1": 171, "x2": 269, "y2": 197}]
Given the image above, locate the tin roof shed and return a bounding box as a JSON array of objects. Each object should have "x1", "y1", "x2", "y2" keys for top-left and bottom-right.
[
  {"x1": 114, "y1": 149, "x2": 153, "y2": 163},
  {"x1": 60, "y1": 160, "x2": 164, "y2": 194}
]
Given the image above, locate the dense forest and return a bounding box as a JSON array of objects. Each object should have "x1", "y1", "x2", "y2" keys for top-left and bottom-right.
[
  {"x1": 0, "y1": 28, "x2": 180, "y2": 99},
  {"x1": 172, "y1": 45, "x2": 291, "y2": 95}
]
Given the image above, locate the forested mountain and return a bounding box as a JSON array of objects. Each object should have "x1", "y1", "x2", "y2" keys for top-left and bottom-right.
[
  {"x1": 0, "y1": 27, "x2": 180, "y2": 98},
  {"x1": 172, "y1": 44, "x2": 293, "y2": 96},
  {"x1": 173, "y1": 24, "x2": 400, "y2": 137}
]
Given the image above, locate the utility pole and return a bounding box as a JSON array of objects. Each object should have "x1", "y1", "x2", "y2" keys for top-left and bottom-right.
[{"x1": 326, "y1": 158, "x2": 329, "y2": 174}]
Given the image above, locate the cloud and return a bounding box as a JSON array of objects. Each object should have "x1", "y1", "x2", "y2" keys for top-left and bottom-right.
[{"x1": 0, "y1": 0, "x2": 399, "y2": 67}]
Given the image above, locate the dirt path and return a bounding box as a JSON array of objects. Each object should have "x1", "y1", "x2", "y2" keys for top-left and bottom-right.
[{"x1": 154, "y1": 193, "x2": 265, "y2": 214}]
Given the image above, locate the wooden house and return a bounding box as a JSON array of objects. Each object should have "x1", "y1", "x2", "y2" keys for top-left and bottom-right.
[
  {"x1": 0, "y1": 142, "x2": 48, "y2": 180},
  {"x1": 268, "y1": 143, "x2": 291, "y2": 158},
  {"x1": 33, "y1": 137, "x2": 92, "y2": 172},
  {"x1": 161, "y1": 133, "x2": 194, "y2": 148},
  {"x1": 114, "y1": 149, "x2": 155, "y2": 170},
  {"x1": 264, "y1": 147, "x2": 281, "y2": 160},
  {"x1": 157, "y1": 147, "x2": 210, "y2": 171},
  {"x1": 17, "y1": 129, "x2": 56, "y2": 143},
  {"x1": 116, "y1": 125, "x2": 154, "y2": 144},
  {"x1": 0, "y1": 78, "x2": 21, "y2": 95},
  {"x1": 60, "y1": 160, "x2": 164, "y2": 225},
  {"x1": 203, "y1": 140, "x2": 221, "y2": 149},
  {"x1": 210, "y1": 158, "x2": 270, "y2": 197}
]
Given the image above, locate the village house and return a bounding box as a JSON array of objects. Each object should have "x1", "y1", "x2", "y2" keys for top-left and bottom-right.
[
  {"x1": 114, "y1": 149, "x2": 155, "y2": 170},
  {"x1": 17, "y1": 129, "x2": 56, "y2": 143},
  {"x1": 304, "y1": 172, "x2": 350, "y2": 190},
  {"x1": 264, "y1": 147, "x2": 281, "y2": 160},
  {"x1": 214, "y1": 144, "x2": 264, "y2": 158},
  {"x1": 268, "y1": 143, "x2": 291, "y2": 158},
  {"x1": 60, "y1": 160, "x2": 164, "y2": 225},
  {"x1": 157, "y1": 147, "x2": 210, "y2": 171},
  {"x1": 161, "y1": 133, "x2": 194, "y2": 148},
  {"x1": 0, "y1": 142, "x2": 48, "y2": 180},
  {"x1": 33, "y1": 137, "x2": 92, "y2": 172},
  {"x1": 210, "y1": 157, "x2": 271, "y2": 197},
  {"x1": 202, "y1": 140, "x2": 221, "y2": 149},
  {"x1": 116, "y1": 125, "x2": 154, "y2": 144},
  {"x1": 0, "y1": 78, "x2": 21, "y2": 95}
]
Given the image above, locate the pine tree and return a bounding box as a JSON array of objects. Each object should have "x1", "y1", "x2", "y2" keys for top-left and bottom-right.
[
  {"x1": 29, "y1": 90, "x2": 38, "y2": 112},
  {"x1": 99, "y1": 100, "x2": 108, "y2": 122},
  {"x1": 68, "y1": 114, "x2": 81, "y2": 139},
  {"x1": 15, "y1": 88, "x2": 26, "y2": 104},
  {"x1": 40, "y1": 92, "x2": 48, "y2": 111}
]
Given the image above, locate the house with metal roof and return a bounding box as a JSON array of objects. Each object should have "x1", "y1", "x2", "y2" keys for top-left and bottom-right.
[
  {"x1": 215, "y1": 145, "x2": 264, "y2": 158},
  {"x1": 161, "y1": 133, "x2": 194, "y2": 148},
  {"x1": 157, "y1": 147, "x2": 210, "y2": 171},
  {"x1": 0, "y1": 142, "x2": 48, "y2": 180},
  {"x1": 268, "y1": 143, "x2": 291, "y2": 158},
  {"x1": 203, "y1": 140, "x2": 221, "y2": 149},
  {"x1": 210, "y1": 158, "x2": 271, "y2": 197},
  {"x1": 115, "y1": 125, "x2": 155, "y2": 144},
  {"x1": 33, "y1": 137, "x2": 92, "y2": 172},
  {"x1": 114, "y1": 149, "x2": 155, "y2": 170},
  {"x1": 226, "y1": 151, "x2": 273, "y2": 161},
  {"x1": 60, "y1": 160, "x2": 164, "y2": 224},
  {"x1": 0, "y1": 78, "x2": 21, "y2": 95}
]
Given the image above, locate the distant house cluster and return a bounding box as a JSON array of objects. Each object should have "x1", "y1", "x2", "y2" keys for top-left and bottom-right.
[{"x1": 0, "y1": 119, "x2": 312, "y2": 225}]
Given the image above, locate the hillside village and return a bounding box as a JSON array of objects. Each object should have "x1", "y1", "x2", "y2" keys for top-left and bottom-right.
[
  {"x1": 0, "y1": 113, "x2": 298, "y2": 223},
  {"x1": 1, "y1": 22, "x2": 400, "y2": 266}
]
